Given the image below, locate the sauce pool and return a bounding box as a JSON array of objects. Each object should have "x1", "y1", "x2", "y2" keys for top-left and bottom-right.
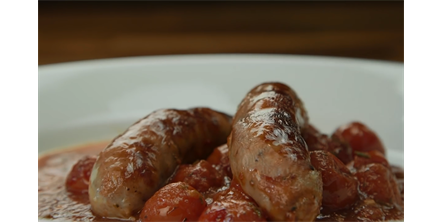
[{"x1": 38, "y1": 142, "x2": 130, "y2": 222}]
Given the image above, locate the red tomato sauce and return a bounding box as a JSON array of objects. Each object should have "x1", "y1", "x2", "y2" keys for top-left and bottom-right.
[{"x1": 38, "y1": 142, "x2": 130, "y2": 222}]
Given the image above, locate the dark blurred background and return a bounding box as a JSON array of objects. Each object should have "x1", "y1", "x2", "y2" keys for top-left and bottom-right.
[{"x1": 38, "y1": 1, "x2": 404, "y2": 65}]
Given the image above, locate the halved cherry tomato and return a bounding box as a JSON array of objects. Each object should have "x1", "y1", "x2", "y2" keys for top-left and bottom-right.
[
  {"x1": 65, "y1": 156, "x2": 96, "y2": 194},
  {"x1": 139, "y1": 182, "x2": 206, "y2": 222},
  {"x1": 169, "y1": 160, "x2": 224, "y2": 194},
  {"x1": 198, "y1": 179, "x2": 266, "y2": 222},
  {"x1": 310, "y1": 151, "x2": 358, "y2": 210},
  {"x1": 206, "y1": 144, "x2": 232, "y2": 179},
  {"x1": 354, "y1": 163, "x2": 403, "y2": 208}
]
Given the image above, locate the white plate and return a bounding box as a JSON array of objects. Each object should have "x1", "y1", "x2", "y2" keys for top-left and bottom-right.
[
  {"x1": 39, "y1": 54, "x2": 404, "y2": 221},
  {"x1": 39, "y1": 54, "x2": 404, "y2": 167}
]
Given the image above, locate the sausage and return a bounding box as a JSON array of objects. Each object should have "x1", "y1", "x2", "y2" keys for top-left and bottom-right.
[
  {"x1": 228, "y1": 82, "x2": 322, "y2": 221},
  {"x1": 88, "y1": 108, "x2": 232, "y2": 219}
]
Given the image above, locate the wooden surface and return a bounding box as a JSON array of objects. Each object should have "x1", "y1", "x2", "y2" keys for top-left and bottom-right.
[{"x1": 38, "y1": 2, "x2": 404, "y2": 65}]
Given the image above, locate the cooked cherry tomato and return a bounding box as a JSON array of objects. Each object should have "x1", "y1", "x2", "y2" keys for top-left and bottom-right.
[
  {"x1": 206, "y1": 144, "x2": 232, "y2": 178},
  {"x1": 169, "y1": 160, "x2": 224, "y2": 193},
  {"x1": 139, "y1": 182, "x2": 206, "y2": 222},
  {"x1": 65, "y1": 156, "x2": 96, "y2": 194},
  {"x1": 327, "y1": 137, "x2": 354, "y2": 164},
  {"x1": 354, "y1": 163, "x2": 403, "y2": 208},
  {"x1": 310, "y1": 151, "x2": 358, "y2": 210},
  {"x1": 302, "y1": 124, "x2": 353, "y2": 164},
  {"x1": 302, "y1": 124, "x2": 329, "y2": 151},
  {"x1": 353, "y1": 150, "x2": 390, "y2": 169},
  {"x1": 198, "y1": 179, "x2": 266, "y2": 222},
  {"x1": 332, "y1": 122, "x2": 386, "y2": 155}
]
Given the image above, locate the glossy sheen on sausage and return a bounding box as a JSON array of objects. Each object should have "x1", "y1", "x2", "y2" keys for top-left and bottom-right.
[
  {"x1": 89, "y1": 108, "x2": 232, "y2": 219},
  {"x1": 228, "y1": 82, "x2": 322, "y2": 221}
]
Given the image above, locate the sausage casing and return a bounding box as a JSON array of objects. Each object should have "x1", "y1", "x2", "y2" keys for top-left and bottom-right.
[
  {"x1": 228, "y1": 82, "x2": 322, "y2": 221},
  {"x1": 89, "y1": 108, "x2": 231, "y2": 219}
]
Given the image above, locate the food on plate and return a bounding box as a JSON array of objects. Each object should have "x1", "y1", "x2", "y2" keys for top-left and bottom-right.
[
  {"x1": 65, "y1": 156, "x2": 97, "y2": 195},
  {"x1": 309, "y1": 150, "x2": 358, "y2": 211},
  {"x1": 38, "y1": 82, "x2": 404, "y2": 222},
  {"x1": 302, "y1": 124, "x2": 354, "y2": 164},
  {"x1": 228, "y1": 82, "x2": 322, "y2": 221},
  {"x1": 332, "y1": 122, "x2": 386, "y2": 155},
  {"x1": 198, "y1": 179, "x2": 267, "y2": 222},
  {"x1": 139, "y1": 182, "x2": 207, "y2": 222},
  {"x1": 89, "y1": 108, "x2": 232, "y2": 219}
]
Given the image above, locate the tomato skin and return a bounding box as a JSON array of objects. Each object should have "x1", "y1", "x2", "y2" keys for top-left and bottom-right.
[
  {"x1": 327, "y1": 137, "x2": 354, "y2": 164},
  {"x1": 139, "y1": 182, "x2": 206, "y2": 222},
  {"x1": 169, "y1": 160, "x2": 225, "y2": 193},
  {"x1": 332, "y1": 122, "x2": 386, "y2": 155},
  {"x1": 198, "y1": 180, "x2": 266, "y2": 222},
  {"x1": 65, "y1": 156, "x2": 96, "y2": 194},
  {"x1": 206, "y1": 144, "x2": 232, "y2": 179},
  {"x1": 302, "y1": 124, "x2": 353, "y2": 164},
  {"x1": 302, "y1": 124, "x2": 329, "y2": 151},
  {"x1": 353, "y1": 150, "x2": 390, "y2": 169},
  {"x1": 310, "y1": 151, "x2": 358, "y2": 210},
  {"x1": 354, "y1": 163, "x2": 403, "y2": 208}
]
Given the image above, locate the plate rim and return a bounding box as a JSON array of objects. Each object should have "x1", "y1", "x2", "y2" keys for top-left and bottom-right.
[{"x1": 38, "y1": 53, "x2": 404, "y2": 72}]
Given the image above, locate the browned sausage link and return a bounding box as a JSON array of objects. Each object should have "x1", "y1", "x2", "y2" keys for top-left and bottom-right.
[
  {"x1": 88, "y1": 108, "x2": 232, "y2": 219},
  {"x1": 233, "y1": 83, "x2": 309, "y2": 130},
  {"x1": 228, "y1": 82, "x2": 322, "y2": 221}
]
